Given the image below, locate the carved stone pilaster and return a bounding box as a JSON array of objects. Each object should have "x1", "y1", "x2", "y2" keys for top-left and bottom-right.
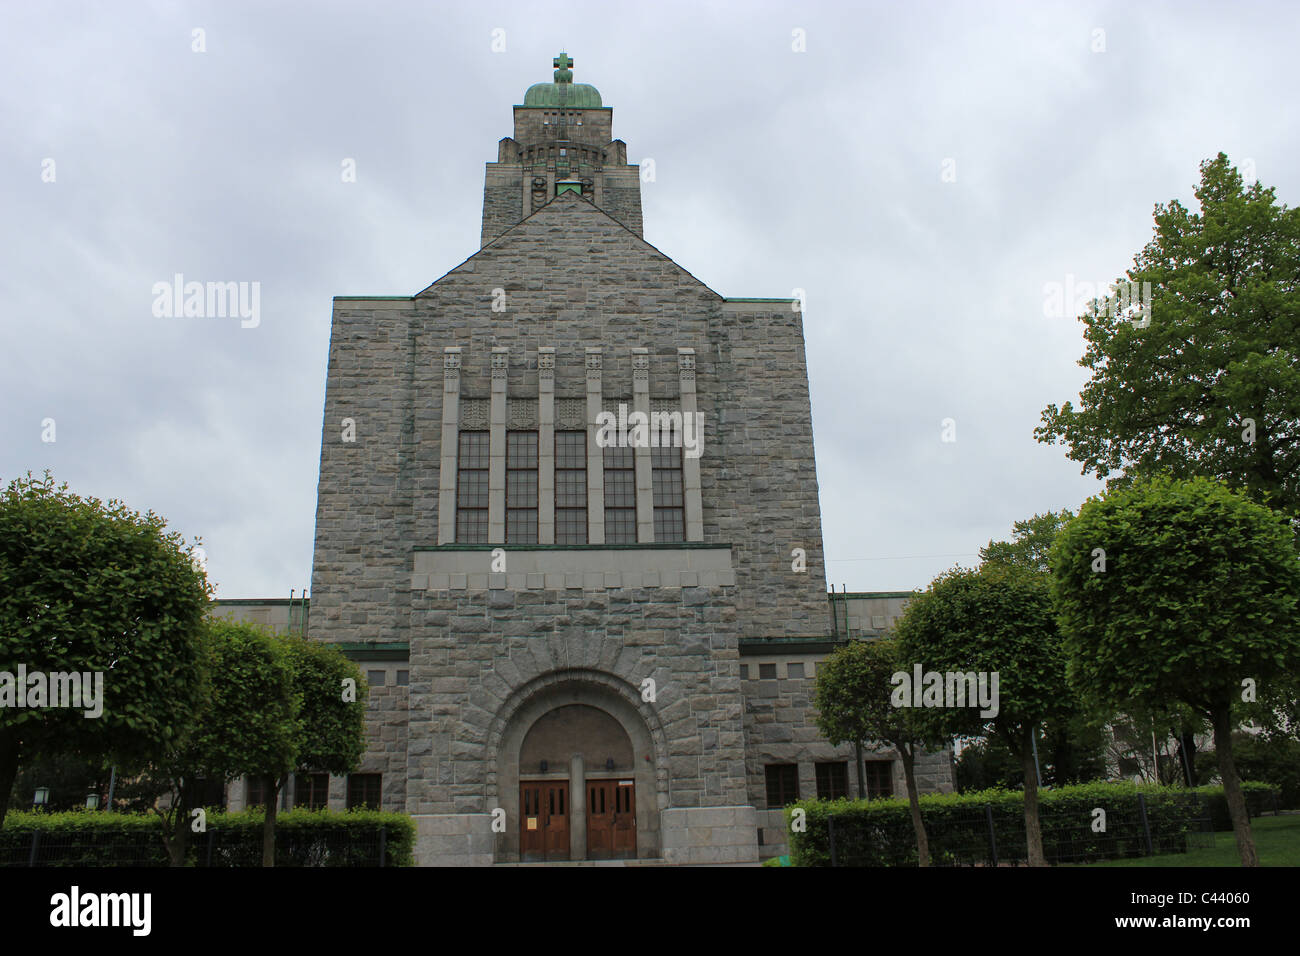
[{"x1": 438, "y1": 348, "x2": 463, "y2": 544}]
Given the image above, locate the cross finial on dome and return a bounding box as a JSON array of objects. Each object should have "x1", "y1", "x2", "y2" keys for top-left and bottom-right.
[{"x1": 553, "y1": 52, "x2": 573, "y2": 83}]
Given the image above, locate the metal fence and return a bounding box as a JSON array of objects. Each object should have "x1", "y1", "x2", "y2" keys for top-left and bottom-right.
[
  {"x1": 1, "y1": 826, "x2": 391, "y2": 867},
  {"x1": 823, "y1": 793, "x2": 1223, "y2": 867}
]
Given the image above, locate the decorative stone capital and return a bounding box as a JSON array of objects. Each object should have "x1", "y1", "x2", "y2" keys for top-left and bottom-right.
[
  {"x1": 491, "y1": 347, "x2": 509, "y2": 382},
  {"x1": 677, "y1": 347, "x2": 695, "y2": 385},
  {"x1": 632, "y1": 347, "x2": 650, "y2": 387},
  {"x1": 585, "y1": 347, "x2": 602, "y2": 384},
  {"x1": 538, "y1": 347, "x2": 555, "y2": 375},
  {"x1": 444, "y1": 347, "x2": 462, "y2": 372}
]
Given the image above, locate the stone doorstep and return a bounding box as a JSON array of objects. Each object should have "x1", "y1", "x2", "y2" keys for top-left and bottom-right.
[
  {"x1": 493, "y1": 858, "x2": 669, "y2": 867},
  {"x1": 492, "y1": 857, "x2": 758, "y2": 867}
]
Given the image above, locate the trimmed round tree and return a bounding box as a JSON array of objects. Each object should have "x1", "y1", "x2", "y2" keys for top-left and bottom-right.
[
  {"x1": 0, "y1": 473, "x2": 211, "y2": 827},
  {"x1": 264, "y1": 635, "x2": 367, "y2": 865},
  {"x1": 894, "y1": 564, "x2": 1069, "y2": 866},
  {"x1": 1052, "y1": 475, "x2": 1300, "y2": 866},
  {"x1": 133, "y1": 619, "x2": 297, "y2": 866},
  {"x1": 813, "y1": 637, "x2": 933, "y2": 866}
]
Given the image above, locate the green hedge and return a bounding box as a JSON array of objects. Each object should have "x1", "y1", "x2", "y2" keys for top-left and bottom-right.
[
  {"x1": 1192, "y1": 782, "x2": 1280, "y2": 831},
  {"x1": 785, "y1": 781, "x2": 1278, "y2": 867},
  {"x1": 0, "y1": 808, "x2": 416, "y2": 867}
]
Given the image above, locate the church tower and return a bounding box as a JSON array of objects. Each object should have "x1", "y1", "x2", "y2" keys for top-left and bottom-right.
[
  {"x1": 306, "y1": 53, "x2": 911, "y2": 866},
  {"x1": 480, "y1": 52, "x2": 643, "y2": 245}
]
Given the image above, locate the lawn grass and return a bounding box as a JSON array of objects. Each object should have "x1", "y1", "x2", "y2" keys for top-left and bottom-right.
[{"x1": 1084, "y1": 813, "x2": 1300, "y2": 867}]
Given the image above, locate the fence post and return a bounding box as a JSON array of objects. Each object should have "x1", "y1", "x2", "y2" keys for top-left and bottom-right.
[
  {"x1": 205, "y1": 827, "x2": 215, "y2": 867},
  {"x1": 378, "y1": 826, "x2": 387, "y2": 868},
  {"x1": 1137, "y1": 793, "x2": 1154, "y2": 856},
  {"x1": 985, "y1": 804, "x2": 998, "y2": 867},
  {"x1": 28, "y1": 830, "x2": 39, "y2": 868},
  {"x1": 827, "y1": 815, "x2": 837, "y2": 867}
]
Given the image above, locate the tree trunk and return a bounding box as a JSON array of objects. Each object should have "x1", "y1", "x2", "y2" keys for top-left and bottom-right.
[
  {"x1": 168, "y1": 802, "x2": 189, "y2": 867},
  {"x1": 1176, "y1": 727, "x2": 1198, "y2": 786},
  {"x1": 1021, "y1": 731, "x2": 1047, "y2": 867},
  {"x1": 854, "y1": 741, "x2": 865, "y2": 801},
  {"x1": 1212, "y1": 705, "x2": 1258, "y2": 867},
  {"x1": 899, "y1": 744, "x2": 930, "y2": 867},
  {"x1": 0, "y1": 729, "x2": 20, "y2": 829},
  {"x1": 154, "y1": 781, "x2": 191, "y2": 866},
  {"x1": 262, "y1": 773, "x2": 285, "y2": 867}
]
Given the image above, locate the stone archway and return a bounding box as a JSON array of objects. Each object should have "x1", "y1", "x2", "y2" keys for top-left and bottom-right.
[{"x1": 490, "y1": 670, "x2": 665, "y2": 861}]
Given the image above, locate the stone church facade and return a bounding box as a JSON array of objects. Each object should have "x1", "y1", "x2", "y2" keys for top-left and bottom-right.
[{"x1": 217, "y1": 55, "x2": 952, "y2": 864}]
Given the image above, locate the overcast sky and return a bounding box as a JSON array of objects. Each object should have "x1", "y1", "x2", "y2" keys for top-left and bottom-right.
[{"x1": 4, "y1": 0, "x2": 1297, "y2": 599}]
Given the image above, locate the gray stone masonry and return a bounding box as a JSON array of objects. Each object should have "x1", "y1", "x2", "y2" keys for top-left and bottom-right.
[{"x1": 310, "y1": 192, "x2": 828, "y2": 657}]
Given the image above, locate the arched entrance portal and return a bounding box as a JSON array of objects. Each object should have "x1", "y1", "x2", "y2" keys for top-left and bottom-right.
[
  {"x1": 519, "y1": 705, "x2": 635, "y2": 861},
  {"x1": 494, "y1": 675, "x2": 662, "y2": 862}
]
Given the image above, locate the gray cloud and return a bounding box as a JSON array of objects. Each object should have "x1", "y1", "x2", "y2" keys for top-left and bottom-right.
[{"x1": 4, "y1": 0, "x2": 1297, "y2": 597}]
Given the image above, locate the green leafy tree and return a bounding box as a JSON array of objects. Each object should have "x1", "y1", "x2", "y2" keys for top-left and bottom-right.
[
  {"x1": 954, "y1": 738, "x2": 1022, "y2": 792},
  {"x1": 1036, "y1": 153, "x2": 1300, "y2": 525},
  {"x1": 1219, "y1": 732, "x2": 1300, "y2": 808},
  {"x1": 1051, "y1": 476, "x2": 1300, "y2": 866},
  {"x1": 8, "y1": 752, "x2": 113, "y2": 813},
  {"x1": 262, "y1": 636, "x2": 367, "y2": 864},
  {"x1": 0, "y1": 472, "x2": 210, "y2": 828},
  {"x1": 127, "y1": 620, "x2": 295, "y2": 866},
  {"x1": 813, "y1": 637, "x2": 934, "y2": 866},
  {"x1": 979, "y1": 510, "x2": 1110, "y2": 787},
  {"x1": 979, "y1": 510, "x2": 1076, "y2": 573},
  {"x1": 228, "y1": 626, "x2": 300, "y2": 868},
  {"x1": 958, "y1": 717, "x2": 1107, "y2": 792},
  {"x1": 131, "y1": 625, "x2": 366, "y2": 867},
  {"x1": 894, "y1": 565, "x2": 1069, "y2": 866}
]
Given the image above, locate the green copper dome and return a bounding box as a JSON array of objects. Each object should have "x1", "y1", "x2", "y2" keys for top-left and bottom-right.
[
  {"x1": 523, "y1": 82, "x2": 602, "y2": 107},
  {"x1": 523, "y1": 52, "x2": 602, "y2": 108}
]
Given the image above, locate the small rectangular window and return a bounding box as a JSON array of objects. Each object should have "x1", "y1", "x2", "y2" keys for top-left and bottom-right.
[
  {"x1": 396, "y1": 670, "x2": 409, "y2": 686},
  {"x1": 815, "y1": 762, "x2": 849, "y2": 800},
  {"x1": 294, "y1": 773, "x2": 329, "y2": 811},
  {"x1": 765, "y1": 764, "x2": 799, "y2": 808},
  {"x1": 864, "y1": 761, "x2": 894, "y2": 800},
  {"x1": 366, "y1": 669, "x2": 385, "y2": 692},
  {"x1": 759, "y1": 663, "x2": 777, "y2": 680},
  {"x1": 787, "y1": 663, "x2": 805, "y2": 679},
  {"x1": 189, "y1": 777, "x2": 227, "y2": 811},
  {"x1": 347, "y1": 774, "x2": 382, "y2": 810}
]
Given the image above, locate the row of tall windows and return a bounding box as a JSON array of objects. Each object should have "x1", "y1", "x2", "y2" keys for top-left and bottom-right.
[
  {"x1": 244, "y1": 773, "x2": 382, "y2": 811},
  {"x1": 455, "y1": 430, "x2": 684, "y2": 544},
  {"x1": 763, "y1": 762, "x2": 894, "y2": 808}
]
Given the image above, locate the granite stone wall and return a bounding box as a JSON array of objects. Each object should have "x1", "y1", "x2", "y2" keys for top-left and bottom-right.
[{"x1": 310, "y1": 189, "x2": 833, "y2": 863}]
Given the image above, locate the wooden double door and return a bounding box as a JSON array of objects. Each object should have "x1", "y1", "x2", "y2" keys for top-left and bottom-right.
[
  {"x1": 586, "y1": 779, "x2": 636, "y2": 860},
  {"x1": 519, "y1": 779, "x2": 636, "y2": 861},
  {"x1": 520, "y1": 780, "x2": 570, "y2": 861}
]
